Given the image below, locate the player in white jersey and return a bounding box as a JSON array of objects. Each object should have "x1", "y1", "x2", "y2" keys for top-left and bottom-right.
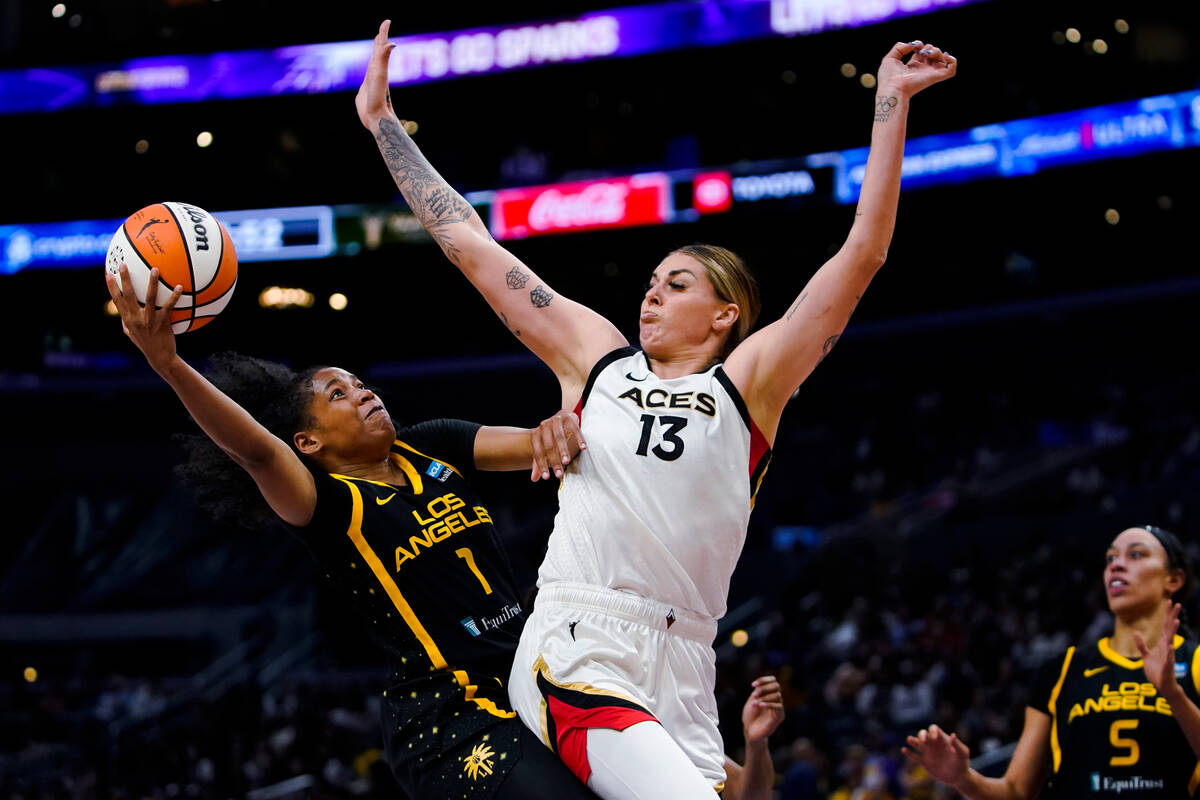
[{"x1": 357, "y1": 20, "x2": 957, "y2": 798}]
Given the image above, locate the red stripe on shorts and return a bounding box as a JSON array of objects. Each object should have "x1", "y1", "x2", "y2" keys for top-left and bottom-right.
[{"x1": 546, "y1": 694, "x2": 658, "y2": 785}]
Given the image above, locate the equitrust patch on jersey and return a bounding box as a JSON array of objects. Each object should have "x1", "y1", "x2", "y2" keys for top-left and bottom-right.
[{"x1": 425, "y1": 460, "x2": 453, "y2": 482}]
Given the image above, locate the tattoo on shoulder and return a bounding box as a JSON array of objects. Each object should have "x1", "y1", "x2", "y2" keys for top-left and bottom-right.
[
  {"x1": 786, "y1": 291, "x2": 809, "y2": 321},
  {"x1": 505, "y1": 265, "x2": 531, "y2": 290},
  {"x1": 819, "y1": 334, "x2": 840, "y2": 363},
  {"x1": 530, "y1": 285, "x2": 554, "y2": 308},
  {"x1": 500, "y1": 311, "x2": 522, "y2": 338}
]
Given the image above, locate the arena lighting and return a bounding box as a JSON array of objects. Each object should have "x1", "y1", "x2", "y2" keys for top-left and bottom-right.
[
  {"x1": 1066, "y1": 27, "x2": 1082, "y2": 43},
  {"x1": 1105, "y1": 208, "x2": 1120, "y2": 225},
  {"x1": 1115, "y1": 19, "x2": 1130, "y2": 34},
  {"x1": 259, "y1": 286, "x2": 315, "y2": 308},
  {"x1": 51, "y1": 4, "x2": 65, "y2": 18},
  {"x1": 329, "y1": 292, "x2": 349, "y2": 311},
  {"x1": 1092, "y1": 39, "x2": 1108, "y2": 54},
  {"x1": 730, "y1": 630, "x2": 749, "y2": 647},
  {"x1": 196, "y1": 131, "x2": 213, "y2": 147},
  {"x1": 24, "y1": 667, "x2": 38, "y2": 682},
  {"x1": 859, "y1": 73, "x2": 876, "y2": 88},
  {"x1": 840, "y1": 62, "x2": 857, "y2": 78},
  {"x1": 0, "y1": 0, "x2": 993, "y2": 115},
  {"x1": 134, "y1": 138, "x2": 149, "y2": 154},
  {"x1": 104, "y1": 299, "x2": 118, "y2": 316}
]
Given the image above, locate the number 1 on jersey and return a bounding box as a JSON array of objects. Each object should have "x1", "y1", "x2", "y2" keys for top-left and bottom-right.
[{"x1": 455, "y1": 547, "x2": 493, "y2": 595}]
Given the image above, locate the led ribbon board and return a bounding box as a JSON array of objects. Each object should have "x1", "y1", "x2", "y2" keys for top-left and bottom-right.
[
  {"x1": 0, "y1": 0, "x2": 985, "y2": 115},
  {"x1": 0, "y1": 206, "x2": 334, "y2": 275}
]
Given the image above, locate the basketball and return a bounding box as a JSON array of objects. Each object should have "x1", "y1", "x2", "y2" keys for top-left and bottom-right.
[{"x1": 105, "y1": 202, "x2": 238, "y2": 334}]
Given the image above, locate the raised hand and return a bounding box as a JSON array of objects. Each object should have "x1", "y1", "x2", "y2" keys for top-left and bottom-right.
[
  {"x1": 105, "y1": 262, "x2": 183, "y2": 374},
  {"x1": 531, "y1": 410, "x2": 587, "y2": 482},
  {"x1": 903, "y1": 724, "x2": 971, "y2": 789},
  {"x1": 355, "y1": 20, "x2": 398, "y2": 131},
  {"x1": 877, "y1": 40, "x2": 957, "y2": 99},
  {"x1": 1135, "y1": 600, "x2": 1182, "y2": 695},
  {"x1": 742, "y1": 675, "x2": 785, "y2": 743}
]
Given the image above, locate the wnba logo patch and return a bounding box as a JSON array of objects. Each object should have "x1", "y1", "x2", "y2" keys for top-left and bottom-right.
[
  {"x1": 1176, "y1": 661, "x2": 1187, "y2": 678},
  {"x1": 425, "y1": 461, "x2": 453, "y2": 482}
]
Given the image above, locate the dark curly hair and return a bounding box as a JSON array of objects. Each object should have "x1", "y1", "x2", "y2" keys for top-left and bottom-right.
[{"x1": 175, "y1": 352, "x2": 328, "y2": 529}]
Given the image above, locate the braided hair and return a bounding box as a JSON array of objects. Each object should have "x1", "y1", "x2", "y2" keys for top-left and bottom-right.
[
  {"x1": 175, "y1": 353, "x2": 327, "y2": 529},
  {"x1": 1140, "y1": 524, "x2": 1196, "y2": 639}
]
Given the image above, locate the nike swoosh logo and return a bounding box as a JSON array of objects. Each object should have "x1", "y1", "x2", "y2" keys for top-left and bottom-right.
[
  {"x1": 1084, "y1": 666, "x2": 1109, "y2": 678},
  {"x1": 375, "y1": 493, "x2": 397, "y2": 506},
  {"x1": 625, "y1": 372, "x2": 647, "y2": 381}
]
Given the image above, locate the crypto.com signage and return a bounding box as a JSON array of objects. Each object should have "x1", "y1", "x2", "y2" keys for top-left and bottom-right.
[
  {"x1": 490, "y1": 174, "x2": 674, "y2": 239},
  {"x1": 0, "y1": 0, "x2": 985, "y2": 115}
]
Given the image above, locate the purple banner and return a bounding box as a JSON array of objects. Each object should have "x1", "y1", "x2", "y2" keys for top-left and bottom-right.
[{"x1": 0, "y1": 0, "x2": 984, "y2": 115}]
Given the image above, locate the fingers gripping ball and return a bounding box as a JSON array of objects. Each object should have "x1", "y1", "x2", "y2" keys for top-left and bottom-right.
[{"x1": 105, "y1": 202, "x2": 237, "y2": 333}]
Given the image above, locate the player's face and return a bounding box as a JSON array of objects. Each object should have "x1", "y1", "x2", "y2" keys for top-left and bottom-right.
[
  {"x1": 1103, "y1": 528, "x2": 1182, "y2": 616},
  {"x1": 303, "y1": 367, "x2": 396, "y2": 459},
  {"x1": 639, "y1": 253, "x2": 733, "y2": 358}
]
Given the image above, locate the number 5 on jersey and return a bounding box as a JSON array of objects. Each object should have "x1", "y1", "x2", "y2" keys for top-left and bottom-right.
[{"x1": 635, "y1": 414, "x2": 687, "y2": 461}]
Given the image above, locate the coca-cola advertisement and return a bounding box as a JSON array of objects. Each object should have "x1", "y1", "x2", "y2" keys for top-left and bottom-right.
[{"x1": 490, "y1": 173, "x2": 674, "y2": 240}]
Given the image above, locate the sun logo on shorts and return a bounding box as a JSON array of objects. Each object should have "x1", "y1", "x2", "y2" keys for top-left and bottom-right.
[{"x1": 462, "y1": 743, "x2": 496, "y2": 781}]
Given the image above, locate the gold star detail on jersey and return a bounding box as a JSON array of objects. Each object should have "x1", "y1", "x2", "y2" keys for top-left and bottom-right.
[{"x1": 462, "y1": 743, "x2": 496, "y2": 781}]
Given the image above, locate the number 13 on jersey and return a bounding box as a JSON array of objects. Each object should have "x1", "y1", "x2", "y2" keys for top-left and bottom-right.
[{"x1": 635, "y1": 414, "x2": 688, "y2": 461}]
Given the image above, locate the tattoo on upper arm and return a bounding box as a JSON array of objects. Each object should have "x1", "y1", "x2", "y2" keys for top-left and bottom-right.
[
  {"x1": 530, "y1": 285, "x2": 554, "y2": 308},
  {"x1": 375, "y1": 117, "x2": 483, "y2": 263},
  {"x1": 786, "y1": 291, "x2": 809, "y2": 321},
  {"x1": 819, "y1": 334, "x2": 840, "y2": 363},
  {"x1": 505, "y1": 265, "x2": 531, "y2": 290},
  {"x1": 500, "y1": 312, "x2": 522, "y2": 338},
  {"x1": 874, "y1": 95, "x2": 898, "y2": 123}
]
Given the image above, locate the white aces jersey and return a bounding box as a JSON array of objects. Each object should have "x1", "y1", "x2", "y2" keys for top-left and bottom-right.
[{"x1": 539, "y1": 347, "x2": 772, "y2": 621}]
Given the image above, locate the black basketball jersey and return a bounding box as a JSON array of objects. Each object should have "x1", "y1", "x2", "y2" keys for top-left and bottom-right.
[
  {"x1": 287, "y1": 419, "x2": 530, "y2": 798},
  {"x1": 1033, "y1": 636, "x2": 1200, "y2": 797}
]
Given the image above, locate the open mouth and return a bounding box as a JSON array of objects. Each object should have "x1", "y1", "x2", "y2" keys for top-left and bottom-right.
[{"x1": 1108, "y1": 578, "x2": 1128, "y2": 594}]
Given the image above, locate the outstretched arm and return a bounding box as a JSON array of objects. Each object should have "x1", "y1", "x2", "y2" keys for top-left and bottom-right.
[
  {"x1": 724, "y1": 40, "x2": 956, "y2": 443},
  {"x1": 723, "y1": 676, "x2": 785, "y2": 800},
  {"x1": 105, "y1": 264, "x2": 317, "y2": 527},
  {"x1": 355, "y1": 20, "x2": 625, "y2": 404},
  {"x1": 903, "y1": 714, "x2": 1050, "y2": 800},
  {"x1": 473, "y1": 410, "x2": 587, "y2": 482}
]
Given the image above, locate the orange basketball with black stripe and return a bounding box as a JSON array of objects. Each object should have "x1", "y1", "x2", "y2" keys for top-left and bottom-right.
[{"x1": 104, "y1": 202, "x2": 238, "y2": 333}]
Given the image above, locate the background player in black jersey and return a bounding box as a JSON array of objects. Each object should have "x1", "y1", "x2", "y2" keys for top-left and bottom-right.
[
  {"x1": 902, "y1": 525, "x2": 1200, "y2": 798},
  {"x1": 104, "y1": 262, "x2": 599, "y2": 799}
]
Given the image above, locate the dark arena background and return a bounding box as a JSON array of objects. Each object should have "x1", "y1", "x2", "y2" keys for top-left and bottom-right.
[{"x1": 1, "y1": 0, "x2": 1197, "y2": 797}]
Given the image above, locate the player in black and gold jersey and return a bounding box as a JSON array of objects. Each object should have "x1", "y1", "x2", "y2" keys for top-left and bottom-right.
[
  {"x1": 903, "y1": 525, "x2": 1200, "y2": 798},
  {"x1": 105, "y1": 263, "x2": 598, "y2": 799}
]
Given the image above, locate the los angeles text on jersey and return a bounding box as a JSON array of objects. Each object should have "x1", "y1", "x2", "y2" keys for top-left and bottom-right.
[
  {"x1": 617, "y1": 387, "x2": 717, "y2": 416},
  {"x1": 1089, "y1": 773, "x2": 1165, "y2": 793},
  {"x1": 394, "y1": 492, "x2": 493, "y2": 570},
  {"x1": 1067, "y1": 682, "x2": 1175, "y2": 722}
]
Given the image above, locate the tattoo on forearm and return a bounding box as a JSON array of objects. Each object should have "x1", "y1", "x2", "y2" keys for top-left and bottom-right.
[
  {"x1": 874, "y1": 95, "x2": 898, "y2": 123},
  {"x1": 375, "y1": 117, "x2": 488, "y2": 263},
  {"x1": 505, "y1": 265, "x2": 531, "y2": 289},
  {"x1": 786, "y1": 291, "x2": 809, "y2": 321},
  {"x1": 819, "y1": 334, "x2": 840, "y2": 363},
  {"x1": 500, "y1": 311, "x2": 522, "y2": 338},
  {"x1": 530, "y1": 285, "x2": 554, "y2": 308}
]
